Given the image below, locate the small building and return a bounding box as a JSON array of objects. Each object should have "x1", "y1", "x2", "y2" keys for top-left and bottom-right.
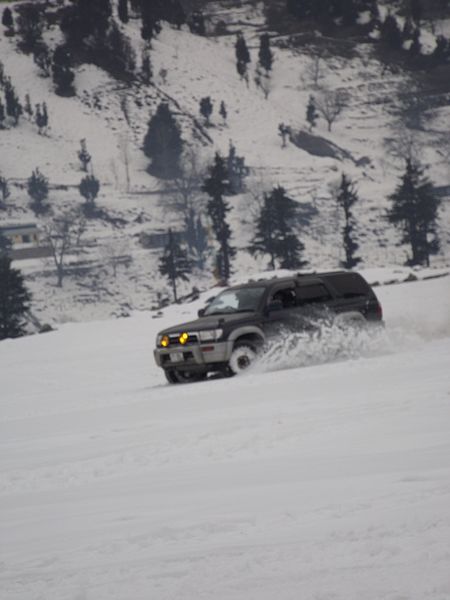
[
  {"x1": 139, "y1": 229, "x2": 188, "y2": 250},
  {"x1": 0, "y1": 222, "x2": 52, "y2": 260}
]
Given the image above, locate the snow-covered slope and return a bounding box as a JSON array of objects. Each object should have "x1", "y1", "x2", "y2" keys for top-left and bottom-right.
[
  {"x1": 1, "y1": 275, "x2": 450, "y2": 599},
  {"x1": 0, "y1": 1, "x2": 449, "y2": 323}
]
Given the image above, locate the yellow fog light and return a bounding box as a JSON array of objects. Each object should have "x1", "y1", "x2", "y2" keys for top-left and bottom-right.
[
  {"x1": 161, "y1": 335, "x2": 170, "y2": 348},
  {"x1": 179, "y1": 332, "x2": 189, "y2": 345}
]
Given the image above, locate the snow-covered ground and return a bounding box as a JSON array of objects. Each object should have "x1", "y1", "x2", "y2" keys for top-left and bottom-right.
[
  {"x1": 1, "y1": 274, "x2": 450, "y2": 600},
  {"x1": 1, "y1": 2, "x2": 449, "y2": 322}
]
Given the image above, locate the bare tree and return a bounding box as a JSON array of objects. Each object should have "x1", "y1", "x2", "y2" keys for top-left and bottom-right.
[
  {"x1": 100, "y1": 236, "x2": 130, "y2": 278},
  {"x1": 316, "y1": 89, "x2": 348, "y2": 132},
  {"x1": 119, "y1": 134, "x2": 131, "y2": 192},
  {"x1": 43, "y1": 211, "x2": 86, "y2": 287},
  {"x1": 304, "y1": 53, "x2": 325, "y2": 89}
]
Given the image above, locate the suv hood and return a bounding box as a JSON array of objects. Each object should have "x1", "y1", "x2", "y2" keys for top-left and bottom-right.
[{"x1": 159, "y1": 311, "x2": 255, "y2": 335}]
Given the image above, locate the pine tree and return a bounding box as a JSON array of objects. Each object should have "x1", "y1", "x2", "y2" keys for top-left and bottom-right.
[
  {"x1": 79, "y1": 175, "x2": 100, "y2": 207},
  {"x1": 2, "y1": 7, "x2": 14, "y2": 32},
  {"x1": 118, "y1": 0, "x2": 129, "y2": 24},
  {"x1": 0, "y1": 230, "x2": 12, "y2": 254},
  {"x1": 226, "y1": 142, "x2": 248, "y2": 195},
  {"x1": 0, "y1": 176, "x2": 10, "y2": 207},
  {"x1": 159, "y1": 229, "x2": 192, "y2": 302},
  {"x1": 409, "y1": 28, "x2": 422, "y2": 57},
  {"x1": 306, "y1": 95, "x2": 319, "y2": 131},
  {"x1": 27, "y1": 168, "x2": 49, "y2": 214},
  {"x1": 16, "y1": 3, "x2": 43, "y2": 52},
  {"x1": 24, "y1": 94, "x2": 33, "y2": 117},
  {"x1": 410, "y1": 0, "x2": 422, "y2": 25},
  {"x1": 203, "y1": 153, "x2": 235, "y2": 283},
  {"x1": 4, "y1": 79, "x2": 22, "y2": 125},
  {"x1": 0, "y1": 255, "x2": 31, "y2": 340},
  {"x1": 258, "y1": 33, "x2": 273, "y2": 73},
  {"x1": 199, "y1": 96, "x2": 213, "y2": 126},
  {"x1": 143, "y1": 102, "x2": 183, "y2": 179},
  {"x1": 235, "y1": 33, "x2": 251, "y2": 81},
  {"x1": 141, "y1": 50, "x2": 152, "y2": 83},
  {"x1": 0, "y1": 99, "x2": 6, "y2": 128},
  {"x1": 33, "y1": 44, "x2": 52, "y2": 77},
  {"x1": 336, "y1": 174, "x2": 361, "y2": 269},
  {"x1": 249, "y1": 186, "x2": 307, "y2": 270},
  {"x1": 387, "y1": 159, "x2": 441, "y2": 266},
  {"x1": 52, "y1": 45, "x2": 75, "y2": 97},
  {"x1": 219, "y1": 100, "x2": 227, "y2": 123},
  {"x1": 78, "y1": 139, "x2": 91, "y2": 172},
  {"x1": 380, "y1": 14, "x2": 403, "y2": 51}
]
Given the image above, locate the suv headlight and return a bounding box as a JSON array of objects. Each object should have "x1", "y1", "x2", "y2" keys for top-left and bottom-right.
[
  {"x1": 198, "y1": 328, "x2": 223, "y2": 342},
  {"x1": 156, "y1": 334, "x2": 170, "y2": 347}
]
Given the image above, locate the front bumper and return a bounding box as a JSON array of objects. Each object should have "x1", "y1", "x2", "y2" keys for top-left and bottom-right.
[{"x1": 154, "y1": 340, "x2": 233, "y2": 371}]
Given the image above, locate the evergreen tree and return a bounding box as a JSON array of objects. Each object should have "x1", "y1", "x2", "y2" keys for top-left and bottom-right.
[
  {"x1": 258, "y1": 33, "x2": 273, "y2": 73},
  {"x1": 336, "y1": 174, "x2": 361, "y2": 269},
  {"x1": 78, "y1": 139, "x2": 91, "y2": 172},
  {"x1": 2, "y1": 7, "x2": 14, "y2": 32},
  {"x1": 16, "y1": 3, "x2": 43, "y2": 52},
  {"x1": 33, "y1": 44, "x2": 52, "y2": 77},
  {"x1": 143, "y1": 102, "x2": 183, "y2": 179},
  {"x1": 235, "y1": 33, "x2": 251, "y2": 81},
  {"x1": 35, "y1": 104, "x2": 47, "y2": 134},
  {"x1": 61, "y1": 0, "x2": 112, "y2": 43},
  {"x1": 387, "y1": 159, "x2": 441, "y2": 266},
  {"x1": 159, "y1": 228, "x2": 192, "y2": 302},
  {"x1": 409, "y1": 28, "x2": 422, "y2": 57},
  {"x1": 79, "y1": 174, "x2": 100, "y2": 207},
  {"x1": 202, "y1": 153, "x2": 235, "y2": 283},
  {"x1": 24, "y1": 93, "x2": 33, "y2": 117},
  {"x1": 306, "y1": 95, "x2": 319, "y2": 131},
  {"x1": 27, "y1": 168, "x2": 49, "y2": 214},
  {"x1": 380, "y1": 14, "x2": 403, "y2": 51},
  {"x1": 199, "y1": 96, "x2": 213, "y2": 126},
  {"x1": 4, "y1": 79, "x2": 22, "y2": 125},
  {"x1": 0, "y1": 255, "x2": 31, "y2": 340},
  {"x1": 118, "y1": 0, "x2": 129, "y2": 24},
  {"x1": 249, "y1": 186, "x2": 307, "y2": 270},
  {"x1": 141, "y1": 50, "x2": 152, "y2": 83},
  {"x1": 431, "y1": 36, "x2": 450, "y2": 66},
  {"x1": 410, "y1": 0, "x2": 422, "y2": 25},
  {"x1": 219, "y1": 100, "x2": 227, "y2": 123},
  {"x1": 0, "y1": 229, "x2": 11, "y2": 254},
  {"x1": 0, "y1": 99, "x2": 6, "y2": 128},
  {"x1": 226, "y1": 142, "x2": 248, "y2": 195},
  {"x1": 0, "y1": 176, "x2": 10, "y2": 207},
  {"x1": 52, "y1": 45, "x2": 75, "y2": 97},
  {"x1": 189, "y1": 11, "x2": 206, "y2": 35}
]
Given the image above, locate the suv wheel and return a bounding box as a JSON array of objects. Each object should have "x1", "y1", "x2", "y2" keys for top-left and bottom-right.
[
  {"x1": 228, "y1": 343, "x2": 257, "y2": 375},
  {"x1": 165, "y1": 369, "x2": 207, "y2": 384}
]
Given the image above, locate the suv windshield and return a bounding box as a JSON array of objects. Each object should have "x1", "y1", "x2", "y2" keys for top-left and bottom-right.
[{"x1": 204, "y1": 287, "x2": 265, "y2": 316}]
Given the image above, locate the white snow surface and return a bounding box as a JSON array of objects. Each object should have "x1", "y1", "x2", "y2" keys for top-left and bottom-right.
[{"x1": 1, "y1": 275, "x2": 450, "y2": 600}]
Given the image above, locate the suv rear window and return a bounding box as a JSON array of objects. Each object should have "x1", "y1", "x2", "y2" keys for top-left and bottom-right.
[
  {"x1": 297, "y1": 283, "x2": 332, "y2": 305},
  {"x1": 323, "y1": 273, "x2": 371, "y2": 298}
]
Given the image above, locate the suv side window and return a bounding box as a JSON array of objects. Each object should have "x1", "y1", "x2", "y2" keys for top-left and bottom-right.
[
  {"x1": 269, "y1": 286, "x2": 296, "y2": 309},
  {"x1": 297, "y1": 283, "x2": 332, "y2": 305},
  {"x1": 323, "y1": 273, "x2": 371, "y2": 298}
]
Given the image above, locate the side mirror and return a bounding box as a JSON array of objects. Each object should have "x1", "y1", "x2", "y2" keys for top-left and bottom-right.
[{"x1": 197, "y1": 308, "x2": 205, "y2": 317}]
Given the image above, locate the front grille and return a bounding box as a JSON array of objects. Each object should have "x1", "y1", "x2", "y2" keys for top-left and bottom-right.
[{"x1": 167, "y1": 333, "x2": 199, "y2": 346}]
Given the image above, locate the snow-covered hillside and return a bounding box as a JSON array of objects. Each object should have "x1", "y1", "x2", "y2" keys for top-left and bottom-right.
[
  {"x1": 0, "y1": 0, "x2": 449, "y2": 324},
  {"x1": 1, "y1": 275, "x2": 450, "y2": 599}
]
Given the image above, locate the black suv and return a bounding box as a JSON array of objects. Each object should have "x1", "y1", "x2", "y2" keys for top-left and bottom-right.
[{"x1": 154, "y1": 271, "x2": 383, "y2": 383}]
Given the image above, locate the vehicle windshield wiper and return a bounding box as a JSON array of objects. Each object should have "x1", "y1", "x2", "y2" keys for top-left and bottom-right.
[{"x1": 205, "y1": 309, "x2": 254, "y2": 316}]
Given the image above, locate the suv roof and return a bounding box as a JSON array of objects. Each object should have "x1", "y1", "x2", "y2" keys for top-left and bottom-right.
[{"x1": 228, "y1": 270, "x2": 351, "y2": 291}]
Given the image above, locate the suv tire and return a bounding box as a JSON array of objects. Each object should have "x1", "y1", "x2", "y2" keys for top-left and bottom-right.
[
  {"x1": 228, "y1": 343, "x2": 257, "y2": 375},
  {"x1": 165, "y1": 369, "x2": 207, "y2": 384}
]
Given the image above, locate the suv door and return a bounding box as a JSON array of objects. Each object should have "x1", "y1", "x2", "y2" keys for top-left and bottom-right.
[
  {"x1": 262, "y1": 282, "x2": 303, "y2": 338},
  {"x1": 295, "y1": 280, "x2": 335, "y2": 322}
]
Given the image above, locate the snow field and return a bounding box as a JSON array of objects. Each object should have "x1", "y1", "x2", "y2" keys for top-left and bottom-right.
[{"x1": 1, "y1": 275, "x2": 450, "y2": 599}]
